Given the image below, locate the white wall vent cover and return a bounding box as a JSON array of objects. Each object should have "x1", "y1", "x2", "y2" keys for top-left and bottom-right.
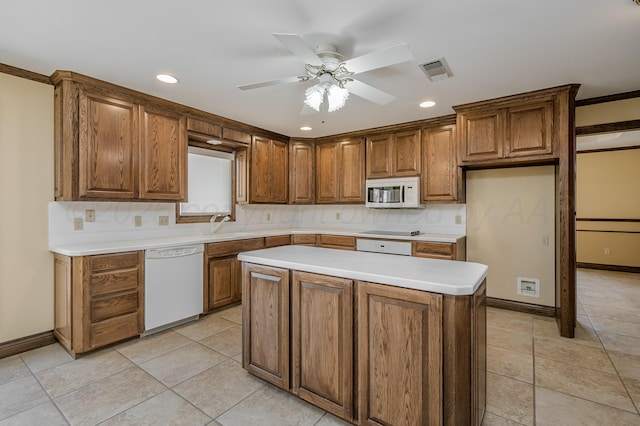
[
  {"x1": 419, "y1": 58, "x2": 453, "y2": 81},
  {"x1": 517, "y1": 277, "x2": 540, "y2": 298}
]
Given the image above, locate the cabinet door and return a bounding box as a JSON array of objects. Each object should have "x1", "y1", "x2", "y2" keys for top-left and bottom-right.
[
  {"x1": 315, "y1": 142, "x2": 339, "y2": 203},
  {"x1": 271, "y1": 139, "x2": 289, "y2": 203},
  {"x1": 459, "y1": 109, "x2": 504, "y2": 162},
  {"x1": 139, "y1": 104, "x2": 187, "y2": 200},
  {"x1": 242, "y1": 263, "x2": 290, "y2": 389},
  {"x1": 338, "y1": 138, "x2": 365, "y2": 203},
  {"x1": 289, "y1": 142, "x2": 315, "y2": 204},
  {"x1": 422, "y1": 124, "x2": 457, "y2": 201},
  {"x1": 250, "y1": 136, "x2": 271, "y2": 203},
  {"x1": 208, "y1": 256, "x2": 238, "y2": 310},
  {"x1": 78, "y1": 90, "x2": 138, "y2": 199},
  {"x1": 392, "y1": 129, "x2": 421, "y2": 176},
  {"x1": 505, "y1": 99, "x2": 554, "y2": 158},
  {"x1": 357, "y1": 281, "x2": 442, "y2": 426},
  {"x1": 366, "y1": 134, "x2": 392, "y2": 179},
  {"x1": 292, "y1": 272, "x2": 353, "y2": 420}
]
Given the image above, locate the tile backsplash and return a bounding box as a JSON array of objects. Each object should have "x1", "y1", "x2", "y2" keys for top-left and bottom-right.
[{"x1": 49, "y1": 201, "x2": 466, "y2": 246}]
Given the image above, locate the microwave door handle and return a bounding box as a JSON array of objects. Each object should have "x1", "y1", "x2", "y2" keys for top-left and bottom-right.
[{"x1": 401, "y1": 186, "x2": 405, "y2": 203}]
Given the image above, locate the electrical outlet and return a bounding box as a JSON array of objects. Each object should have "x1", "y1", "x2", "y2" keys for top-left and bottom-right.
[
  {"x1": 266, "y1": 213, "x2": 271, "y2": 222},
  {"x1": 158, "y1": 216, "x2": 169, "y2": 226},
  {"x1": 540, "y1": 235, "x2": 549, "y2": 246},
  {"x1": 604, "y1": 248, "x2": 611, "y2": 255},
  {"x1": 455, "y1": 215, "x2": 462, "y2": 225},
  {"x1": 134, "y1": 216, "x2": 142, "y2": 227},
  {"x1": 336, "y1": 212, "x2": 341, "y2": 220},
  {"x1": 85, "y1": 209, "x2": 96, "y2": 222},
  {"x1": 73, "y1": 217, "x2": 83, "y2": 230}
]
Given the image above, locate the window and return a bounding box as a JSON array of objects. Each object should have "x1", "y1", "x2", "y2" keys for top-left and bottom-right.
[{"x1": 177, "y1": 146, "x2": 234, "y2": 222}]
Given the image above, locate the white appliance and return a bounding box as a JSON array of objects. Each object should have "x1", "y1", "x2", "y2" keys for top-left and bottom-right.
[
  {"x1": 365, "y1": 177, "x2": 424, "y2": 208},
  {"x1": 144, "y1": 244, "x2": 204, "y2": 334},
  {"x1": 356, "y1": 238, "x2": 412, "y2": 256}
]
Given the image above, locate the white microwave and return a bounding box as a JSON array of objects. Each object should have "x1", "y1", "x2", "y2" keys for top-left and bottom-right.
[{"x1": 365, "y1": 177, "x2": 424, "y2": 208}]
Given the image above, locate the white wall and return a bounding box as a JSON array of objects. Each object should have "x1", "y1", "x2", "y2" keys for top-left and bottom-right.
[
  {"x1": 49, "y1": 201, "x2": 466, "y2": 246},
  {"x1": 466, "y1": 166, "x2": 556, "y2": 307},
  {"x1": 0, "y1": 73, "x2": 54, "y2": 343}
]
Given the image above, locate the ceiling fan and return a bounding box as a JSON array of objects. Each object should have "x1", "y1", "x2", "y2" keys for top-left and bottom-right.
[{"x1": 238, "y1": 33, "x2": 415, "y2": 113}]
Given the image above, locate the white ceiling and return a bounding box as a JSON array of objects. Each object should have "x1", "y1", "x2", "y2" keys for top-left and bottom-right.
[{"x1": 2, "y1": 1, "x2": 639, "y2": 138}]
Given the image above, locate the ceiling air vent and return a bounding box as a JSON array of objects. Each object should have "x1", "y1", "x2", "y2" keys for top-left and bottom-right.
[{"x1": 419, "y1": 58, "x2": 453, "y2": 81}]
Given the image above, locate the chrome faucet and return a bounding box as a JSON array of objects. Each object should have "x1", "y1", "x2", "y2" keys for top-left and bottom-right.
[{"x1": 209, "y1": 214, "x2": 230, "y2": 234}]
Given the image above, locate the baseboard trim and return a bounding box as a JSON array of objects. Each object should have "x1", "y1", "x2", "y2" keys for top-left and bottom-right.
[
  {"x1": 577, "y1": 263, "x2": 640, "y2": 274},
  {"x1": 487, "y1": 297, "x2": 556, "y2": 317},
  {"x1": 0, "y1": 331, "x2": 56, "y2": 359}
]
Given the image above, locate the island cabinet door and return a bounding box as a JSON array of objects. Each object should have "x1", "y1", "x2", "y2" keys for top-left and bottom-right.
[
  {"x1": 242, "y1": 263, "x2": 290, "y2": 389},
  {"x1": 291, "y1": 272, "x2": 354, "y2": 421},
  {"x1": 357, "y1": 281, "x2": 443, "y2": 426}
]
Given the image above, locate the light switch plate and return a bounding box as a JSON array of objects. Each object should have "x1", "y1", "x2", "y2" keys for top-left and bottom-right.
[
  {"x1": 134, "y1": 216, "x2": 142, "y2": 227},
  {"x1": 158, "y1": 216, "x2": 169, "y2": 226},
  {"x1": 73, "y1": 217, "x2": 83, "y2": 230}
]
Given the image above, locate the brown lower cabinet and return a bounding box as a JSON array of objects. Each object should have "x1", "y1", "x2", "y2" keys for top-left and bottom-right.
[
  {"x1": 242, "y1": 263, "x2": 487, "y2": 425},
  {"x1": 292, "y1": 271, "x2": 354, "y2": 420},
  {"x1": 204, "y1": 237, "x2": 265, "y2": 312},
  {"x1": 53, "y1": 251, "x2": 144, "y2": 356}
]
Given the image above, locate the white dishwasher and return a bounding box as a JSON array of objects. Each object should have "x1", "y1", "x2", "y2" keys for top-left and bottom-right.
[{"x1": 144, "y1": 244, "x2": 204, "y2": 334}]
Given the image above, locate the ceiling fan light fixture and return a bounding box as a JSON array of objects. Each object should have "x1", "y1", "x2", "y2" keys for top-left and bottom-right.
[
  {"x1": 304, "y1": 81, "x2": 349, "y2": 113},
  {"x1": 327, "y1": 84, "x2": 349, "y2": 112},
  {"x1": 304, "y1": 83, "x2": 325, "y2": 111}
]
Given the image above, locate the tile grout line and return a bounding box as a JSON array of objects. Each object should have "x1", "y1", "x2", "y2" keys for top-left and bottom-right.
[{"x1": 18, "y1": 352, "x2": 72, "y2": 425}]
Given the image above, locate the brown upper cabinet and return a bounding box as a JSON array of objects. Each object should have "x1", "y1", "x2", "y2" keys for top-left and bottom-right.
[
  {"x1": 250, "y1": 136, "x2": 288, "y2": 203},
  {"x1": 139, "y1": 103, "x2": 187, "y2": 200},
  {"x1": 366, "y1": 129, "x2": 421, "y2": 178},
  {"x1": 52, "y1": 71, "x2": 187, "y2": 201},
  {"x1": 316, "y1": 138, "x2": 365, "y2": 204},
  {"x1": 456, "y1": 94, "x2": 556, "y2": 165},
  {"x1": 289, "y1": 141, "x2": 315, "y2": 204},
  {"x1": 422, "y1": 124, "x2": 459, "y2": 202}
]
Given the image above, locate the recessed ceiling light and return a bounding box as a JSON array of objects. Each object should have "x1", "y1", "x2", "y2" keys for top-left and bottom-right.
[
  {"x1": 419, "y1": 101, "x2": 436, "y2": 108},
  {"x1": 300, "y1": 126, "x2": 312, "y2": 131},
  {"x1": 156, "y1": 74, "x2": 178, "y2": 84}
]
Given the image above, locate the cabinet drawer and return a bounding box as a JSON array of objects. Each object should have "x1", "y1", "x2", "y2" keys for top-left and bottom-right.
[
  {"x1": 265, "y1": 235, "x2": 291, "y2": 248},
  {"x1": 89, "y1": 312, "x2": 140, "y2": 350},
  {"x1": 91, "y1": 268, "x2": 139, "y2": 297},
  {"x1": 207, "y1": 238, "x2": 264, "y2": 257},
  {"x1": 412, "y1": 241, "x2": 454, "y2": 259},
  {"x1": 89, "y1": 252, "x2": 141, "y2": 272},
  {"x1": 318, "y1": 234, "x2": 356, "y2": 250},
  {"x1": 291, "y1": 234, "x2": 317, "y2": 245},
  {"x1": 91, "y1": 291, "x2": 139, "y2": 322}
]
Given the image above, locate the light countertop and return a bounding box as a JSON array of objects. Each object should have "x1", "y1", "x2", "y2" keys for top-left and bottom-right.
[
  {"x1": 49, "y1": 228, "x2": 465, "y2": 256},
  {"x1": 238, "y1": 245, "x2": 487, "y2": 296}
]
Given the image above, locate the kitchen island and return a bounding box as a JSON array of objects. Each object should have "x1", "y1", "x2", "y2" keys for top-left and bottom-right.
[{"x1": 238, "y1": 245, "x2": 488, "y2": 426}]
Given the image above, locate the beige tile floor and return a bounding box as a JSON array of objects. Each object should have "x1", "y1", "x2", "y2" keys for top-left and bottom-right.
[{"x1": 1, "y1": 268, "x2": 639, "y2": 425}]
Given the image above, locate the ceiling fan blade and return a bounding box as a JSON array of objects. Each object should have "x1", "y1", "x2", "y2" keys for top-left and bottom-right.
[
  {"x1": 343, "y1": 43, "x2": 415, "y2": 74},
  {"x1": 238, "y1": 75, "x2": 302, "y2": 91},
  {"x1": 345, "y1": 79, "x2": 396, "y2": 105},
  {"x1": 273, "y1": 33, "x2": 324, "y2": 66}
]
